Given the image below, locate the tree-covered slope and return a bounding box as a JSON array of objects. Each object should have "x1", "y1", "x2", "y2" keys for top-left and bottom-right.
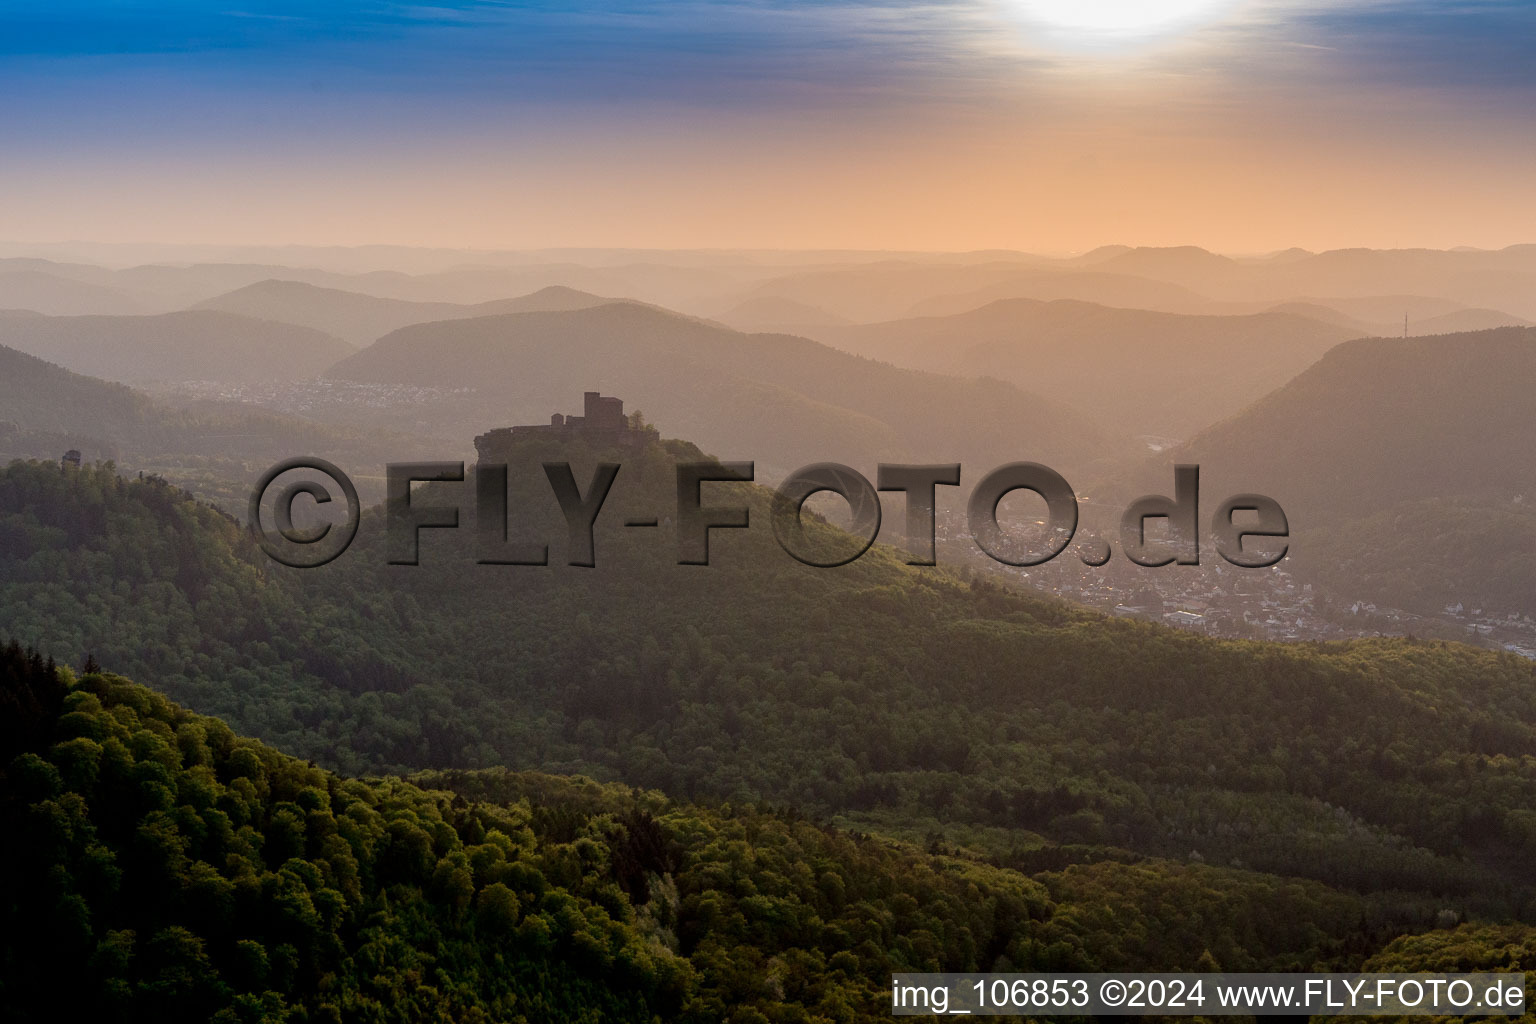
[
  {"x1": 0, "y1": 309, "x2": 353, "y2": 385},
  {"x1": 4, "y1": 646, "x2": 1403, "y2": 1023},
  {"x1": 0, "y1": 646, "x2": 677, "y2": 1022},
  {"x1": 1298, "y1": 497, "x2": 1536, "y2": 619},
  {"x1": 1176, "y1": 327, "x2": 1536, "y2": 518},
  {"x1": 2, "y1": 449, "x2": 1535, "y2": 923},
  {"x1": 1164, "y1": 326, "x2": 1536, "y2": 618},
  {"x1": 0, "y1": 344, "x2": 440, "y2": 511}
]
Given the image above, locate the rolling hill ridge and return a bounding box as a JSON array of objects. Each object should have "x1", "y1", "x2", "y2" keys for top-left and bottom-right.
[
  {"x1": 818, "y1": 298, "x2": 1360, "y2": 438},
  {"x1": 323, "y1": 301, "x2": 1121, "y2": 476},
  {"x1": 195, "y1": 280, "x2": 619, "y2": 346},
  {"x1": 0, "y1": 309, "x2": 353, "y2": 385}
]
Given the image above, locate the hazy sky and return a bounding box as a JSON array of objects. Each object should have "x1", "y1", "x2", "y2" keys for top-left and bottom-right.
[{"x1": 1, "y1": 0, "x2": 1532, "y2": 251}]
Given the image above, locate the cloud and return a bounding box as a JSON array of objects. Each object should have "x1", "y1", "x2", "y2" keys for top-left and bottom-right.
[
  {"x1": 1, "y1": 1, "x2": 1028, "y2": 115},
  {"x1": 7, "y1": 1, "x2": 1528, "y2": 120},
  {"x1": 1183, "y1": 0, "x2": 1536, "y2": 92}
]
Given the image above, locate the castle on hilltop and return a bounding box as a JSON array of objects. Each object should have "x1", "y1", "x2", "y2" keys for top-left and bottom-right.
[{"x1": 474, "y1": 391, "x2": 650, "y2": 462}]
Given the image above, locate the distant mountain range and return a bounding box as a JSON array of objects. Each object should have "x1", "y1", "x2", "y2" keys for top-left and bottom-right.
[
  {"x1": 0, "y1": 269, "x2": 144, "y2": 316},
  {"x1": 0, "y1": 256, "x2": 743, "y2": 316},
  {"x1": 324, "y1": 301, "x2": 1120, "y2": 476},
  {"x1": 9, "y1": 246, "x2": 1536, "y2": 331},
  {"x1": 1066, "y1": 245, "x2": 1536, "y2": 322},
  {"x1": 0, "y1": 309, "x2": 352, "y2": 384},
  {"x1": 1219, "y1": 299, "x2": 1529, "y2": 338},
  {"x1": 711, "y1": 295, "x2": 853, "y2": 335},
  {"x1": 817, "y1": 299, "x2": 1360, "y2": 439},
  {"x1": 733, "y1": 261, "x2": 1213, "y2": 322},
  {"x1": 195, "y1": 280, "x2": 618, "y2": 346},
  {"x1": 721, "y1": 245, "x2": 1536, "y2": 324}
]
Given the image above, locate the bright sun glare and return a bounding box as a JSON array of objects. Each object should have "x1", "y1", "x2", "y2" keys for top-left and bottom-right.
[{"x1": 1020, "y1": 0, "x2": 1230, "y2": 36}]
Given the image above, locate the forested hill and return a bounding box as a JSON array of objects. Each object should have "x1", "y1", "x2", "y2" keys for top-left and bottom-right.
[
  {"x1": 1168, "y1": 326, "x2": 1536, "y2": 618},
  {"x1": 6, "y1": 646, "x2": 1470, "y2": 1023},
  {"x1": 1176, "y1": 326, "x2": 1536, "y2": 518},
  {"x1": 3, "y1": 448, "x2": 1536, "y2": 927},
  {"x1": 0, "y1": 343, "x2": 157, "y2": 459},
  {"x1": 0, "y1": 646, "x2": 1051, "y2": 1022},
  {"x1": 0, "y1": 309, "x2": 353, "y2": 385},
  {"x1": 0, "y1": 343, "x2": 440, "y2": 511}
]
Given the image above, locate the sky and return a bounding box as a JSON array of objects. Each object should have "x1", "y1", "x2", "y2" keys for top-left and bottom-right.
[{"x1": 0, "y1": 0, "x2": 1532, "y2": 252}]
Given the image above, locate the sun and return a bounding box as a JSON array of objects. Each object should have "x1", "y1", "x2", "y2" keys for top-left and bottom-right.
[{"x1": 1019, "y1": 0, "x2": 1231, "y2": 37}]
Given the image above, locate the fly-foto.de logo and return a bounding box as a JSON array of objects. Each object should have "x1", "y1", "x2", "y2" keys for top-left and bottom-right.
[{"x1": 250, "y1": 458, "x2": 1288, "y2": 572}]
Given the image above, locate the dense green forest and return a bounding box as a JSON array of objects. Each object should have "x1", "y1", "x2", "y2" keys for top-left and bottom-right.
[
  {"x1": 11, "y1": 644, "x2": 1485, "y2": 1023},
  {"x1": 1297, "y1": 497, "x2": 1536, "y2": 619},
  {"x1": 3, "y1": 440, "x2": 1536, "y2": 957}
]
